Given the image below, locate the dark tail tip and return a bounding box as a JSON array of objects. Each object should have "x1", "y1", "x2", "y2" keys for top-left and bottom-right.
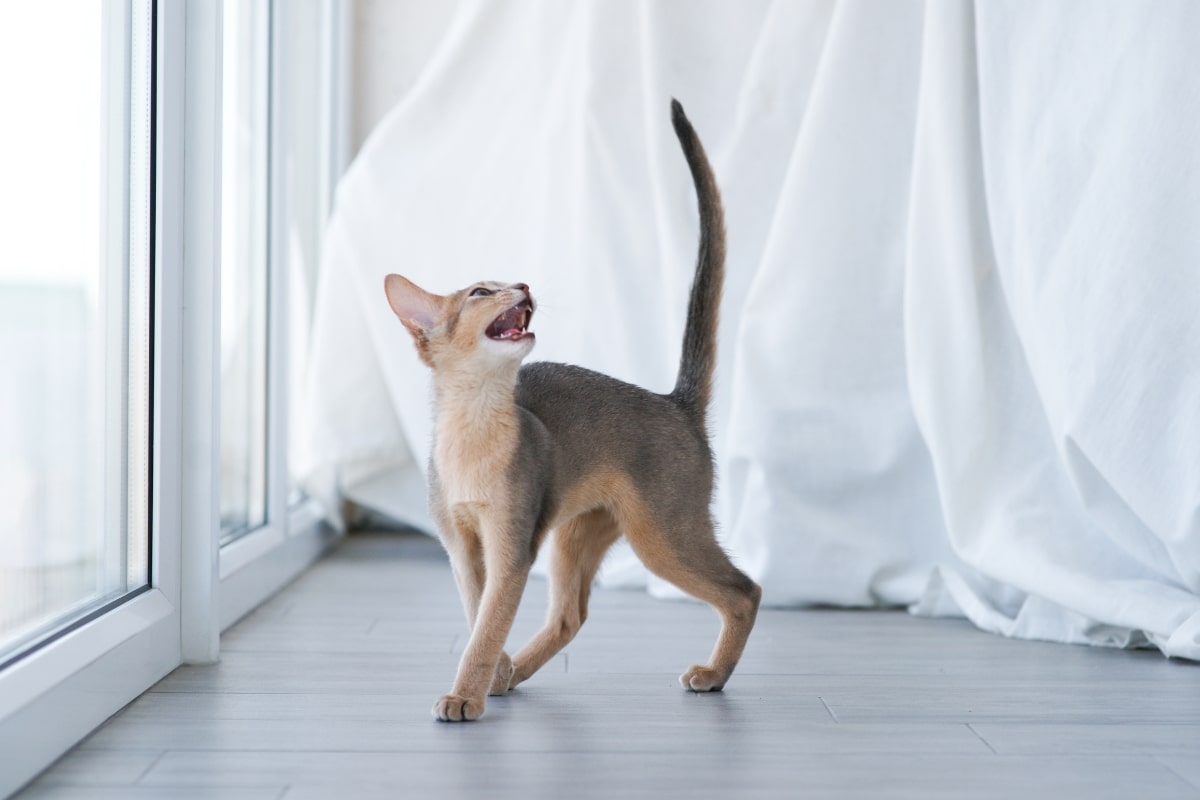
[{"x1": 670, "y1": 97, "x2": 689, "y2": 136}]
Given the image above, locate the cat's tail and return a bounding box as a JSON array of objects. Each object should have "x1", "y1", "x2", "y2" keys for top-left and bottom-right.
[{"x1": 668, "y1": 98, "x2": 726, "y2": 427}]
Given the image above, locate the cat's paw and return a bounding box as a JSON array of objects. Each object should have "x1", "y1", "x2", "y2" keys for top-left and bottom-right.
[
  {"x1": 680, "y1": 665, "x2": 727, "y2": 692},
  {"x1": 508, "y1": 658, "x2": 531, "y2": 689},
  {"x1": 489, "y1": 651, "x2": 514, "y2": 695},
  {"x1": 432, "y1": 694, "x2": 484, "y2": 722}
]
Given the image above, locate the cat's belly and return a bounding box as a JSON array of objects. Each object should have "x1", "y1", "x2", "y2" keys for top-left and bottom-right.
[{"x1": 541, "y1": 468, "x2": 628, "y2": 532}]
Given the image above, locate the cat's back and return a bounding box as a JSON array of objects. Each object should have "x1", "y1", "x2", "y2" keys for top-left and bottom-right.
[
  {"x1": 516, "y1": 361, "x2": 706, "y2": 455},
  {"x1": 517, "y1": 361, "x2": 677, "y2": 426}
]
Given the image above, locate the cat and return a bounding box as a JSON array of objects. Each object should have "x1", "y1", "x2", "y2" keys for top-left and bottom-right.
[{"x1": 384, "y1": 99, "x2": 761, "y2": 722}]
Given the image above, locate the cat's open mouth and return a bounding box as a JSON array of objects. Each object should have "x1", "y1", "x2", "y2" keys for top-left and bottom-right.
[{"x1": 486, "y1": 300, "x2": 534, "y2": 341}]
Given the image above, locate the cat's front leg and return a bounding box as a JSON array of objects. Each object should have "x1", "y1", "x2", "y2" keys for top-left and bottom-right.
[
  {"x1": 434, "y1": 537, "x2": 531, "y2": 721},
  {"x1": 437, "y1": 501, "x2": 486, "y2": 627},
  {"x1": 444, "y1": 553, "x2": 515, "y2": 697},
  {"x1": 438, "y1": 504, "x2": 517, "y2": 700}
]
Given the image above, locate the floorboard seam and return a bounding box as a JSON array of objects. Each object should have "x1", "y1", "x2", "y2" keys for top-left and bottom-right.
[
  {"x1": 1153, "y1": 755, "x2": 1200, "y2": 791},
  {"x1": 966, "y1": 723, "x2": 998, "y2": 755},
  {"x1": 818, "y1": 696, "x2": 838, "y2": 722},
  {"x1": 132, "y1": 749, "x2": 168, "y2": 784}
]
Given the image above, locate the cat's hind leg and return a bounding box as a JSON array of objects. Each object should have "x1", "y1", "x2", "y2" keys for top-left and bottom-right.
[
  {"x1": 509, "y1": 508, "x2": 621, "y2": 688},
  {"x1": 622, "y1": 507, "x2": 761, "y2": 692}
]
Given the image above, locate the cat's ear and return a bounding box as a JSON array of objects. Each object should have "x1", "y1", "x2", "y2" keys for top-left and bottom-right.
[
  {"x1": 384, "y1": 274, "x2": 442, "y2": 366},
  {"x1": 384, "y1": 273, "x2": 441, "y2": 332}
]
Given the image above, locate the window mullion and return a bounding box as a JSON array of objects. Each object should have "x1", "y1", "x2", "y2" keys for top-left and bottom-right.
[{"x1": 179, "y1": 0, "x2": 224, "y2": 665}]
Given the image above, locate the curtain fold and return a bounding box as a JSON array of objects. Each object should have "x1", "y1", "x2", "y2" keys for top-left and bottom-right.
[{"x1": 297, "y1": 0, "x2": 1200, "y2": 659}]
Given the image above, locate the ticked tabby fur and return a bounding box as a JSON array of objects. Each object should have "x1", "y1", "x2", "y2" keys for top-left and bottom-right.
[{"x1": 384, "y1": 99, "x2": 760, "y2": 722}]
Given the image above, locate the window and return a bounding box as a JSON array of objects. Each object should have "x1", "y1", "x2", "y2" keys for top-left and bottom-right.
[
  {"x1": 284, "y1": 0, "x2": 341, "y2": 507},
  {"x1": 219, "y1": 0, "x2": 270, "y2": 543},
  {"x1": 0, "y1": 2, "x2": 347, "y2": 794},
  {"x1": 0, "y1": 0, "x2": 153, "y2": 666},
  {"x1": 218, "y1": 0, "x2": 342, "y2": 543},
  {"x1": 220, "y1": 0, "x2": 345, "y2": 542},
  {"x1": 214, "y1": 0, "x2": 344, "y2": 631}
]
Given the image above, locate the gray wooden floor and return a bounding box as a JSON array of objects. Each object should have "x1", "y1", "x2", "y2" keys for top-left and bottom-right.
[{"x1": 16, "y1": 531, "x2": 1200, "y2": 799}]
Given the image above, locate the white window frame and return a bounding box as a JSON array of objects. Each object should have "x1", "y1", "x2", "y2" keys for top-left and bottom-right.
[
  {"x1": 211, "y1": 0, "x2": 344, "y2": 636},
  {"x1": 0, "y1": 5, "x2": 181, "y2": 792},
  {"x1": 0, "y1": 1, "x2": 349, "y2": 793}
]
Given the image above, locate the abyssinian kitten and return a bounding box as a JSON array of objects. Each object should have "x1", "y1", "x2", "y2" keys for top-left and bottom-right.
[{"x1": 384, "y1": 99, "x2": 761, "y2": 722}]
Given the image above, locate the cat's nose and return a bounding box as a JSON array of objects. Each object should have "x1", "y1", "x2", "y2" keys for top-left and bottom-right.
[{"x1": 513, "y1": 283, "x2": 530, "y2": 295}]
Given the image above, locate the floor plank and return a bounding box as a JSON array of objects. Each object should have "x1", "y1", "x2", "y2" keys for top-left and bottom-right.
[
  {"x1": 971, "y1": 723, "x2": 1200, "y2": 755},
  {"x1": 18, "y1": 788, "x2": 284, "y2": 800},
  {"x1": 136, "y1": 752, "x2": 1199, "y2": 800},
  {"x1": 27, "y1": 751, "x2": 162, "y2": 787},
  {"x1": 15, "y1": 530, "x2": 1200, "y2": 800}
]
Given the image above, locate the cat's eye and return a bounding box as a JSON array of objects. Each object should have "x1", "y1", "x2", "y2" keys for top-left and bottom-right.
[{"x1": 469, "y1": 287, "x2": 493, "y2": 297}]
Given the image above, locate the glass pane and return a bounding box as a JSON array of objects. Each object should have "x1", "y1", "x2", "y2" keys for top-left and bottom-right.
[
  {"x1": 0, "y1": 0, "x2": 153, "y2": 663},
  {"x1": 283, "y1": 0, "x2": 334, "y2": 508},
  {"x1": 220, "y1": 0, "x2": 270, "y2": 543}
]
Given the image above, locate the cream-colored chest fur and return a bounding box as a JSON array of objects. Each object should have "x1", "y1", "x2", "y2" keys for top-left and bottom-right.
[{"x1": 432, "y1": 373, "x2": 520, "y2": 509}]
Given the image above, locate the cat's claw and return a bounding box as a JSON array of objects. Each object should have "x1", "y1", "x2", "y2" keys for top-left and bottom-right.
[
  {"x1": 489, "y1": 651, "x2": 514, "y2": 695},
  {"x1": 680, "y1": 665, "x2": 727, "y2": 692},
  {"x1": 433, "y1": 694, "x2": 484, "y2": 722}
]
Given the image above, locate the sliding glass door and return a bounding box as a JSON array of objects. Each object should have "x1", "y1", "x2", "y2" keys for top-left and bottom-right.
[
  {"x1": 214, "y1": 0, "x2": 344, "y2": 631},
  {"x1": 219, "y1": 0, "x2": 270, "y2": 544},
  {"x1": 0, "y1": 2, "x2": 347, "y2": 792},
  {"x1": 0, "y1": 0, "x2": 154, "y2": 667}
]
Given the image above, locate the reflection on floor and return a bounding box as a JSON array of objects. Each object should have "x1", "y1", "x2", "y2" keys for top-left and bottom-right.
[{"x1": 17, "y1": 531, "x2": 1200, "y2": 799}]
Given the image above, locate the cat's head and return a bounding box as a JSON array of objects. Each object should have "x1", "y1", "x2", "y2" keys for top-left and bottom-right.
[{"x1": 384, "y1": 274, "x2": 536, "y2": 370}]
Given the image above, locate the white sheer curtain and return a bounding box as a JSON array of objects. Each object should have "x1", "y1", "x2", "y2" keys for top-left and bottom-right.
[{"x1": 297, "y1": 0, "x2": 1200, "y2": 659}]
